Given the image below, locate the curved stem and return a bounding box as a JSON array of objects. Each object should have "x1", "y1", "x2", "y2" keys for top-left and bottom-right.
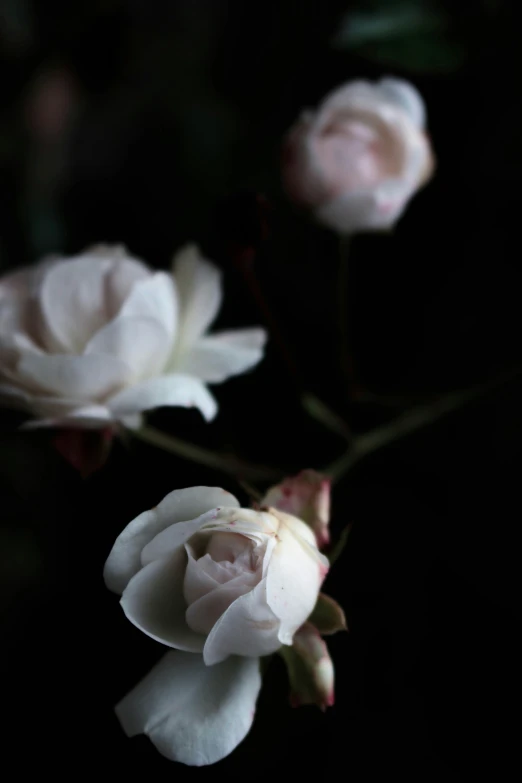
[
  {"x1": 131, "y1": 425, "x2": 282, "y2": 483},
  {"x1": 337, "y1": 234, "x2": 358, "y2": 399},
  {"x1": 301, "y1": 392, "x2": 352, "y2": 441},
  {"x1": 326, "y1": 366, "x2": 522, "y2": 483}
]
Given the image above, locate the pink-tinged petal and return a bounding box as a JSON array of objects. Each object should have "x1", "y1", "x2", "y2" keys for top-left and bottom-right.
[
  {"x1": 85, "y1": 315, "x2": 171, "y2": 380},
  {"x1": 175, "y1": 328, "x2": 267, "y2": 383},
  {"x1": 185, "y1": 550, "x2": 249, "y2": 589},
  {"x1": 315, "y1": 80, "x2": 386, "y2": 128},
  {"x1": 282, "y1": 111, "x2": 331, "y2": 206},
  {"x1": 183, "y1": 550, "x2": 220, "y2": 604},
  {"x1": 120, "y1": 548, "x2": 205, "y2": 652},
  {"x1": 155, "y1": 487, "x2": 239, "y2": 529},
  {"x1": 108, "y1": 373, "x2": 218, "y2": 421},
  {"x1": 173, "y1": 244, "x2": 222, "y2": 350},
  {"x1": 314, "y1": 185, "x2": 408, "y2": 234},
  {"x1": 119, "y1": 272, "x2": 177, "y2": 340},
  {"x1": 38, "y1": 255, "x2": 113, "y2": 352},
  {"x1": 262, "y1": 470, "x2": 331, "y2": 549},
  {"x1": 283, "y1": 78, "x2": 433, "y2": 234},
  {"x1": 103, "y1": 487, "x2": 238, "y2": 594},
  {"x1": 186, "y1": 576, "x2": 257, "y2": 635},
  {"x1": 378, "y1": 77, "x2": 426, "y2": 129},
  {"x1": 199, "y1": 506, "x2": 279, "y2": 545},
  {"x1": 16, "y1": 352, "x2": 131, "y2": 400},
  {"x1": 116, "y1": 651, "x2": 261, "y2": 766},
  {"x1": 203, "y1": 579, "x2": 281, "y2": 664},
  {"x1": 266, "y1": 514, "x2": 328, "y2": 645}
]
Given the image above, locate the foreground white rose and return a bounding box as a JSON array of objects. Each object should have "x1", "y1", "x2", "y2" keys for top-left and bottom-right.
[
  {"x1": 104, "y1": 486, "x2": 329, "y2": 765},
  {"x1": 282, "y1": 77, "x2": 434, "y2": 233},
  {"x1": 0, "y1": 244, "x2": 266, "y2": 429}
]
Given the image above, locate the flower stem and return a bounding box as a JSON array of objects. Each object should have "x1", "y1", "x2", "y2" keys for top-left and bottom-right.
[
  {"x1": 131, "y1": 425, "x2": 282, "y2": 483},
  {"x1": 325, "y1": 366, "x2": 522, "y2": 483},
  {"x1": 337, "y1": 234, "x2": 360, "y2": 400},
  {"x1": 301, "y1": 392, "x2": 352, "y2": 441}
]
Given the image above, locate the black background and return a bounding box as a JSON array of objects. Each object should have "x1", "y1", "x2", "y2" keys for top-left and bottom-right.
[{"x1": 1, "y1": 1, "x2": 520, "y2": 779}]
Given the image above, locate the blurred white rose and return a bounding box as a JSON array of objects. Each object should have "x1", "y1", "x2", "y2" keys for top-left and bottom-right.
[
  {"x1": 0, "y1": 244, "x2": 266, "y2": 429},
  {"x1": 104, "y1": 486, "x2": 329, "y2": 765},
  {"x1": 282, "y1": 77, "x2": 434, "y2": 233}
]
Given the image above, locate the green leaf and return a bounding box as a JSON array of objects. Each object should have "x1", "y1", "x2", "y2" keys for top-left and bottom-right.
[
  {"x1": 332, "y1": 4, "x2": 448, "y2": 49},
  {"x1": 331, "y1": 1, "x2": 467, "y2": 74},
  {"x1": 308, "y1": 592, "x2": 348, "y2": 635}
]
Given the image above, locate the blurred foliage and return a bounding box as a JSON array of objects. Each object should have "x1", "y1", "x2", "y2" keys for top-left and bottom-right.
[{"x1": 331, "y1": 0, "x2": 496, "y2": 72}]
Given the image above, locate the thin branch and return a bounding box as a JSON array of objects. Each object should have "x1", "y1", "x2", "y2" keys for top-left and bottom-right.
[
  {"x1": 326, "y1": 366, "x2": 522, "y2": 483},
  {"x1": 131, "y1": 425, "x2": 282, "y2": 483},
  {"x1": 301, "y1": 393, "x2": 352, "y2": 440}
]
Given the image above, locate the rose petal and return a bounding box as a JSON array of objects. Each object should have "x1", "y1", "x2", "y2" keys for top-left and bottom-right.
[
  {"x1": 140, "y1": 509, "x2": 220, "y2": 566},
  {"x1": 86, "y1": 315, "x2": 171, "y2": 381},
  {"x1": 16, "y1": 352, "x2": 131, "y2": 400},
  {"x1": 183, "y1": 551, "x2": 220, "y2": 604},
  {"x1": 186, "y1": 577, "x2": 258, "y2": 635},
  {"x1": 108, "y1": 373, "x2": 218, "y2": 421},
  {"x1": 21, "y1": 404, "x2": 113, "y2": 430},
  {"x1": 103, "y1": 487, "x2": 239, "y2": 594},
  {"x1": 199, "y1": 507, "x2": 279, "y2": 545},
  {"x1": 121, "y1": 548, "x2": 205, "y2": 652},
  {"x1": 118, "y1": 272, "x2": 177, "y2": 340},
  {"x1": 103, "y1": 249, "x2": 151, "y2": 316},
  {"x1": 378, "y1": 77, "x2": 426, "y2": 129},
  {"x1": 175, "y1": 328, "x2": 267, "y2": 383},
  {"x1": 116, "y1": 651, "x2": 261, "y2": 766},
  {"x1": 262, "y1": 471, "x2": 331, "y2": 549},
  {"x1": 38, "y1": 255, "x2": 113, "y2": 352},
  {"x1": 315, "y1": 185, "x2": 408, "y2": 234},
  {"x1": 184, "y1": 551, "x2": 242, "y2": 591},
  {"x1": 203, "y1": 579, "x2": 281, "y2": 664},
  {"x1": 172, "y1": 244, "x2": 222, "y2": 351},
  {"x1": 266, "y1": 516, "x2": 328, "y2": 645}
]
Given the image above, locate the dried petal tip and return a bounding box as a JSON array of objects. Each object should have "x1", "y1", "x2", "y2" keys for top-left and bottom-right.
[{"x1": 261, "y1": 469, "x2": 331, "y2": 550}]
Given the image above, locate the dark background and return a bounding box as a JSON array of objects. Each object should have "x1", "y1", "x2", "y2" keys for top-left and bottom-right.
[{"x1": 1, "y1": 1, "x2": 519, "y2": 779}]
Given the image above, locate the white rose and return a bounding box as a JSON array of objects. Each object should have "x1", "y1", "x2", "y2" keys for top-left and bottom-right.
[
  {"x1": 0, "y1": 244, "x2": 266, "y2": 429},
  {"x1": 104, "y1": 486, "x2": 329, "y2": 765},
  {"x1": 282, "y1": 77, "x2": 434, "y2": 233}
]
